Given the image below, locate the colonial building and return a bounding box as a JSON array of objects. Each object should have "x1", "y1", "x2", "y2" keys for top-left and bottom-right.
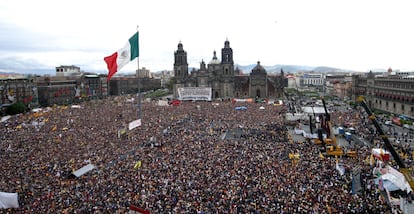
[
  {"x1": 352, "y1": 69, "x2": 414, "y2": 118},
  {"x1": 109, "y1": 76, "x2": 161, "y2": 96},
  {"x1": 0, "y1": 76, "x2": 38, "y2": 108},
  {"x1": 36, "y1": 74, "x2": 108, "y2": 106},
  {"x1": 172, "y1": 40, "x2": 286, "y2": 99},
  {"x1": 325, "y1": 74, "x2": 353, "y2": 100}
]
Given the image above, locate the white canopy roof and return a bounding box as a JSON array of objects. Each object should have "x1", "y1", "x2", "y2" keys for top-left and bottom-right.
[{"x1": 301, "y1": 106, "x2": 328, "y2": 114}]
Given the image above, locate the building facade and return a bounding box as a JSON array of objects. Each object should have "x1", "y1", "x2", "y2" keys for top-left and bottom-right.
[
  {"x1": 56, "y1": 65, "x2": 81, "y2": 77},
  {"x1": 153, "y1": 70, "x2": 174, "y2": 88},
  {"x1": 136, "y1": 67, "x2": 152, "y2": 78},
  {"x1": 172, "y1": 40, "x2": 286, "y2": 99},
  {"x1": 325, "y1": 74, "x2": 353, "y2": 100},
  {"x1": 297, "y1": 73, "x2": 325, "y2": 90},
  {"x1": 109, "y1": 76, "x2": 161, "y2": 96},
  {"x1": 0, "y1": 76, "x2": 38, "y2": 108},
  {"x1": 36, "y1": 74, "x2": 108, "y2": 106},
  {"x1": 352, "y1": 70, "x2": 414, "y2": 118}
]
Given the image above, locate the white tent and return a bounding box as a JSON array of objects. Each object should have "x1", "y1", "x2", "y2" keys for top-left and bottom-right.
[
  {"x1": 302, "y1": 106, "x2": 328, "y2": 114},
  {"x1": 380, "y1": 165, "x2": 412, "y2": 193},
  {"x1": 0, "y1": 192, "x2": 19, "y2": 209},
  {"x1": 1, "y1": 115, "x2": 11, "y2": 123}
]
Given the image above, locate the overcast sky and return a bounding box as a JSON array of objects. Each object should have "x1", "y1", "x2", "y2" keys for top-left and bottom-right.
[{"x1": 1, "y1": 0, "x2": 413, "y2": 74}]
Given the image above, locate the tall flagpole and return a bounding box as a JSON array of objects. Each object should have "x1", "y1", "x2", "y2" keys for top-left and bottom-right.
[{"x1": 137, "y1": 26, "x2": 142, "y2": 122}]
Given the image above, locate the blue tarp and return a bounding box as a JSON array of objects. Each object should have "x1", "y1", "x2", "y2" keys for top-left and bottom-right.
[
  {"x1": 345, "y1": 132, "x2": 352, "y2": 140},
  {"x1": 235, "y1": 106, "x2": 247, "y2": 110}
]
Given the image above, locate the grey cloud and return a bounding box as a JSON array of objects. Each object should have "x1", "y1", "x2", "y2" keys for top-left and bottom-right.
[
  {"x1": 0, "y1": 21, "x2": 106, "y2": 53},
  {"x1": 0, "y1": 56, "x2": 53, "y2": 74}
]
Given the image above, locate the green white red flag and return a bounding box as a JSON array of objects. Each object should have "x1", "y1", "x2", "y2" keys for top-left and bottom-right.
[{"x1": 104, "y1": 32, "x2": 139, "y2": 81}]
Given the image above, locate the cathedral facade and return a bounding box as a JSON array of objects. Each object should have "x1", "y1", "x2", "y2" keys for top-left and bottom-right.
[{"x1": 172, "y1": 40, "x2": 286, "y2": 99}]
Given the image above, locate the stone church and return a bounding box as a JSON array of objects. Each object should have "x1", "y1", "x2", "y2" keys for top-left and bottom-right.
[{"x1": 172, "y1": 40, "x2": 286, "y2": 99}]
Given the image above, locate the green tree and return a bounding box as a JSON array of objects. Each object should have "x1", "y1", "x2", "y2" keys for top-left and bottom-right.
[
  {"x1": 165, "y1": 79, "x2": 174, "y2": 91},
  {"x1": 6, "y1": 101, "x2": 27, "y2": 115}
]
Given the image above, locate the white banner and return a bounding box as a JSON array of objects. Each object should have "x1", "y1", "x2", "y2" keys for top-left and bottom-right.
[
  {"x1": 0, "y1": 192, "x2": 19, "y2": 209},
  {"x1": 157, "y1": 100, "x2": 169, "y2": 106},
  {"x1": 73, "y1": 164, "x2": 96, "y2": 177},
  {"x1": 232, "y1": 98, "x2": 253, "y2": 103},
  {"x1": 177, "y1": 87, "x2": 212, "y2": 101},
  {"x1": 1, "y1": 116, "x2": 11, "y2": 123},
  {"x1": 128, "y1": 119, "x2": 142, "y2": 130}
]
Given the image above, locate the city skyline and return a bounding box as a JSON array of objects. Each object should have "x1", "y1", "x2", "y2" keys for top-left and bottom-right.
[{"x1": 1, "y1": 0, "x2": 414, "y2": 75}]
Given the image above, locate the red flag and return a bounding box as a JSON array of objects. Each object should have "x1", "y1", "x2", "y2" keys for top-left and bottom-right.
[{"x1": 129, "y1": 205, "x2": 150, "y2": 214}]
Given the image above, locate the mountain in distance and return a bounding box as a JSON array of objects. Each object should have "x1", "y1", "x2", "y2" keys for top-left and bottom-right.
[
  {"x1": 0, "y1": 71, "x2": 20, "y2": 75},
  {"x1": 0, "y1": 69, "x2": 54, "y2": 76},
  {"x1": 235, "y1": 64, "x2": 355, "y2": 74},
  {"x1": 2, "y1": 64, "x2": 359, "y2": 77},
  {"x1": 236, "y1": 64, "x2": 313, "y2": 73},
  {"x1": 164, "y1": 64, "x2": 356, "y2": 75}
]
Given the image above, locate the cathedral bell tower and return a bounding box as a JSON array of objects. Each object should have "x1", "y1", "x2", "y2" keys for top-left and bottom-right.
[
  {"x1": 174, "y1": 42, "x2": 188, "y2": 79},
  {"x1": 221, "y1": 39, "x2": 234, "y2": 76}
]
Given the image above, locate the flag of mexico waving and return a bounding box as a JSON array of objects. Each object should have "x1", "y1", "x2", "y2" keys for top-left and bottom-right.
[{"x1": 104, "y1": 32, "x2": 139, "y2": 81}]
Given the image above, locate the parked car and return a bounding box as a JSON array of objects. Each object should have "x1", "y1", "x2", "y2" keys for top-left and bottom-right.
[{"x1": 403, "y1": 124, "x2": 414, "y2": 130}]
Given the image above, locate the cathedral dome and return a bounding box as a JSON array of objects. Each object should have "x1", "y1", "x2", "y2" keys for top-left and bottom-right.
[
  {"x1": 209, "y1": 58, "x2": 220, "y2": 64},
  {"x1": 251, "y1": 61, "x2": 266, "y2": 74},
  {"x1": 209, "y1": 51, "x2": 220, "y2": 65}
]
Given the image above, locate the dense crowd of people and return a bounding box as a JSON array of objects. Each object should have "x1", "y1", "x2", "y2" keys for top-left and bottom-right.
[
  {"x1": 0, "y1": 96, "x2": 403, "y2": 213},
  {"x1": 329, "y1": 104, "x2": 414, "y2": 166}
]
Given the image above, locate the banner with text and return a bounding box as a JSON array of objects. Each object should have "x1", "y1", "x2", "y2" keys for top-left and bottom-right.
[{"x1": 177, "y1": 87, "x2": 212, "y2": 101}]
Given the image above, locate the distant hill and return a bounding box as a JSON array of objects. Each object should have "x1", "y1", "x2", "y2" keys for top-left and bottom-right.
[
  {"x1": 4, "y1": 64, "x2": 359, "y2": 77},
  {"x1": 0, "y1": 69, "x2": 54, "y2": 76},
  {"x1": 0, "y1": 71, "x2": 20, "y2": 75},
  {"x1": 235, "y1": 64, "x2": 354, "y2": 74},
  {"x1": 312, "y1": 66, "x2": 354, "y2": 73},
  {"x1": 0, "y1": 71, "x2": 26, "y2": 79}
]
